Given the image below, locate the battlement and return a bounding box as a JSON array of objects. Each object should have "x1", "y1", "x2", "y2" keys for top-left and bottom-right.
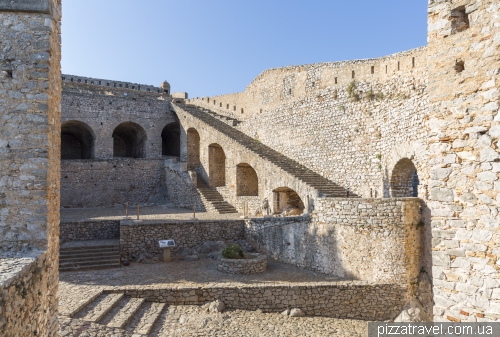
[{"x1": 62, "y1": 74, "x2": 166, "y2": 94}]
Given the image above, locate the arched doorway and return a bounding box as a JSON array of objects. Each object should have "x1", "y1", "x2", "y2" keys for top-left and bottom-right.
[
  {"x1": 272, "y1": 187, "x2": 304, "y2": 214},
  {"x1": 112, "y1": 122, "x2": 147, "y2": 158},
  {"x1": 390, "y1": 158, "x2": 419, "y2": 197},
  {"x1": 187, "y1": 128, "x2": 200, "y2": 169},
  {"x1": 161, "y1": 122, "x2": 180, "y2": 156},
  {"x1": 236, "y1": 163, "x2": 258, "y2": 196},
  {"x1": 209, "y1": 143, "x2": 225, "y2": 187},
  {"x1": 61, "y1": 120, "x2": 95, "y2": 159}
]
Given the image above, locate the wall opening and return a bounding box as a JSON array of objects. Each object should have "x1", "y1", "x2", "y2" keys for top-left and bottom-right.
[
  {"x1": 390, "y1": 158, "x2": 419, "y2": 197},
  {"x1": 335, "y1": 77, "x2": 338, "y2": 84},
  {"x1": 161, "y1": 122, "x2": 181, "y2": 157},
  {"x1": 352, "y1": 70, "x2": 355, "y2": 78},
  {"x1": 236, "y1": 163, "x2": 258, "y2": 196},
  {"x1": 208, "y1": 143, "x2": 226, "y2": 187},
  {"x1": 186, "y1": 128, "x2": 201, "y2": 169},
  {"x1": 112, "y1": 122, "x2": 147, "y2": 158},
  {"x1": 451, "y1": 6, "x2": 469, "y2": 34},
  {"x1": 371, "y1": 66, "x2": 374, "y2": 74},
  {"x1": 397, "y1": 61, "x2": 400, "y2": 71},
  {"x1": 412, "y1": 57, "x2": 415, "y2": 68},
  {"x1": 272, "y1": 187, "x2": 304, "y2": 214},
  {"x1": 61, "y1": 120, "x2": 95, "y2": 159}
]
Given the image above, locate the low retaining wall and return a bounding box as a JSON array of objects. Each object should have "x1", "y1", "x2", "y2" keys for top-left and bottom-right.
[
  {"x1": 217, "y1": 254, "x2": 267, "y2": 274},
  {"x1": 0, "y1": 252, "x2": 58, "y2": 337},
  {"x1": 120, "y1": 220, "x2": 245, "y2": 259},
  {"x1": 245, "y1": 198, "x2": 422, "y2": 284},
  {"x1": 110, "y1": 282, "x2": 406, "y2": 320},
  {"x1": 60, "y1": 220, "x2": 120, "y2": 242}
]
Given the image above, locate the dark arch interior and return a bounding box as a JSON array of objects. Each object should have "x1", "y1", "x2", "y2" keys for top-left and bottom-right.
[
  {"x1": 112, "y1": 122, "x2": 147, "y2": 158},
  {"x1": 391, "y1": 158, "x2": 419, "y2": 197},
  {"x1": 61, "y1": 121, "x2": 95, "y2": 159},
  {"x1": 161, "y1": 123, "x2": 180, "y2": 156}
]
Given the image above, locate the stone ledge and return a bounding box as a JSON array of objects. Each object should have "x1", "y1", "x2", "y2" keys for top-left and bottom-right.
[
  {"x1": 0, "y1": 0, "x2": 50, "y2": 13},
  {"x1": 0, "y1": 250, "x2": 44, "y2": 288}
]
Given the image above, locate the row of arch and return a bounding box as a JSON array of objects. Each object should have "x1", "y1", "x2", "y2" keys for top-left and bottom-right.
[
  {"x1": 61, "y1": 121, "x2": 181, "y2": 159},
  {"x1": 186, "y1": 127, "x2": 305, "y2": 214}
]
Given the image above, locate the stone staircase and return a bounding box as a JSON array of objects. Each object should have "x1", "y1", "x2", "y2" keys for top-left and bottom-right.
[
  {"x1": 71, "y1": 292, "x2": 165, "y2": 336},
  {"x1": 59, "y1": 240, "x2": 121, "y2": 272},
  {"x1": 176, "y1": 103, "x2": 354, "y2": 198},
  {"x1": 196, "y1": 107, "x2": 243, "y2": 127},
  {"x1": 196, "y1": 177, "x2": 238, "y2": 214}
]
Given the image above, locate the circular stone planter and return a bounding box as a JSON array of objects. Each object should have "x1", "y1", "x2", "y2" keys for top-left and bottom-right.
[{"x1": 217, "y1": 253, "x2": 267, "y2": 274}]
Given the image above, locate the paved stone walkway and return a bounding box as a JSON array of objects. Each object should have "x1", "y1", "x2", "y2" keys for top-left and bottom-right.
[
  {"x1": 61, "y1": 205, "x2": 242, "y2": 223},
  {"x1": 58, "y1": 260, "x2": 369, "y2": 336}
]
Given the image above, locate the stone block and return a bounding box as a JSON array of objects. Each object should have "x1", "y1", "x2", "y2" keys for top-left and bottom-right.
[{"x1": 0, "y1": 0, "x2": 50, "y2": 13}]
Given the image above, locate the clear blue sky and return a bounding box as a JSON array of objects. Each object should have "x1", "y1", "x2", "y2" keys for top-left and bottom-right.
[{"x1": 61, "y1": 1, "x2": 427, "y2": 98}]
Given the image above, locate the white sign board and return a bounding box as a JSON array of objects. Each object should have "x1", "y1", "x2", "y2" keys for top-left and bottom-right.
[{"x1": 159, "y1": 239, "x2": 176, "y2": 248}]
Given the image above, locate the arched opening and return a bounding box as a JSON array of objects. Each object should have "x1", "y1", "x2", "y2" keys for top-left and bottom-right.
[
  {"x1": 61, "y1": 120, "x2": 95, "y2": 159},
  {"x1": 236, "y1": 163, "x2": 258, "y2": 196},
  {"x1": 186, "y1": 128, "x2": 200, "y2": 169},
  {"x1": 272, "y1": 187, "x2": 304, "y2": 214},
  {"x1": 208, "y1": 143, "x2": 225, "y2": 187},
  {"x1": 112, "y1": 122, "x2": 146, "y2": 158},
  {"x1": 161, "y1": 122, "x2": 180, "y2": 156},
  {"x1": 390, "y1": 158, "x2": 419, "y2": 197}
]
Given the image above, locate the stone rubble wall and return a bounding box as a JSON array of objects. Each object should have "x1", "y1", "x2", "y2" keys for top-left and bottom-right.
[
  {"x1": 164, "y1": 158, "x2": 205, "y2": 211},
  {"x1": 62, "y1": 74, "x2": 163, "y2": 94},
  {"x1": 61, "y1": 159, "x2": 168, "y2": 208},
  {"x1": 119, "y1": 220, "x2": 245, "y2": 259},
  {"x1": 217, "y1": 254, "x2": 267, "y2": 274},
  {"x1": 60, "y1": 220, "x2": 120, "y2": 242},
  {"x1": 245, "y1": 198, "x2": 422, "y2": 285},
  {"x1": 0, "y1": 252, "x2": 58, "y2": 337},
  {"x1": 426, "y1": 0, "x2": 500, "y2": 323},
  {"x1": 113, "y1": 282, "x2": 406, "y2": 321}
]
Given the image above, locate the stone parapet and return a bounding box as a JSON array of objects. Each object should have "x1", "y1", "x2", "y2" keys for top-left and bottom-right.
[{"x1": 60, "y1": 220, "x2": 120, "y2": 242}]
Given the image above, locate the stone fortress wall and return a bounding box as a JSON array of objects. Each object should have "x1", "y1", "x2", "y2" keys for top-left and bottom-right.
[{"x1": 0, "y1": 0, "x2": 61, "y2": 336}]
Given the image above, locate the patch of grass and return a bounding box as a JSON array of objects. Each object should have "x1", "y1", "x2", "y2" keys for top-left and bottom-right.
[
  {"x1": 376, "y1": 154, "x2": 382, "y2": 160},
  {"x1": 364, "y1": 90, "x2": 375, "y2": 101}
]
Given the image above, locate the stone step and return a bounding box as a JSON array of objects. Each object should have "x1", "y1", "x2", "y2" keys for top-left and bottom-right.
[
  {"x1": 131, "y1": 302, "x2": 166, "y2": 335},
  {"x1": 107, "y1": 298, "x2": 146, "y2": 329},
  {"x1": 60, "y1": 255, "x2": 120, "y2": 264},
  {"x1": 60, "y1": 245, "x2": 119, "y2": 252},
  {"x1": 82, "y1": 293, "x2": 125, "y2": 323}
]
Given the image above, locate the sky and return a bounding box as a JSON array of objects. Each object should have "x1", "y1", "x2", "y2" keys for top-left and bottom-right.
[{"x1": 61, "y1": 1, "x2": 428, "y2": 98}]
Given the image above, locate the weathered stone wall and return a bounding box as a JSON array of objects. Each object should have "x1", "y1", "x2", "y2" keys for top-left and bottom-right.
[
  {"x1": 426, "y1": 0, "x2": 500, "y2": 323},
  {"x1": 61, "y1": 159, "x2": 168, "y2": 208},
  {"x1": 217, "y1": 254, "x2": 267, "y2": 275},
  {"x1": 0, "y1": 0, "x2": 61, "y2": 335},
  {"x1": 188, "y1": 48, "x2": 430, "y2": 201},
  {"x1": 0, "y1": 253, "x2": 58, "y2": 337},
  {"x1": 60, "y1": 220, "x2": 119, "y2": 242},
  {"x1": 119, "y1": 220, "x2": 245, "y2": 259},
  {"x1": 164, "y1": 159, "x2": 205, "y2": 210},
  {"x1": 115, "y1": 282, "x2": 407, "y2": 321},
  {"x1": 245, "y1": 198, "x2": 422, "y2": 285}
]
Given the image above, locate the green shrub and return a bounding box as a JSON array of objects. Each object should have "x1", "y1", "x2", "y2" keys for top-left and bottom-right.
[{"x1": 222, "y1": 243, "x2": 244, "y2": 259}]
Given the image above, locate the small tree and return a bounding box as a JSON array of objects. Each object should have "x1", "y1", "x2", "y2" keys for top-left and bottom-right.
[{"x1": 222, "y1": 243, "x2": 244, "y2": 259}]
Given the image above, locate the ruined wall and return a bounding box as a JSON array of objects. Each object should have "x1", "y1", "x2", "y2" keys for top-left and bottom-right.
[
  {"x1": 0, "y1": 0, "x2": 61, "y2": 335},
  {"x1": 245, "y1": 198, "x2": 422, "y2": 285},
  {"x1": 164, "y1": 159, "x2": 204, "y2": 210},
  {"x1": 61, "y1": 159, "x2": 167, "y2": 208},
  {"x1": 188, "y1": 48, "x2": 430, "y2": 201},
  {"x1": 427, "y1": 0, "x2": 500, "y2": 323}
]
